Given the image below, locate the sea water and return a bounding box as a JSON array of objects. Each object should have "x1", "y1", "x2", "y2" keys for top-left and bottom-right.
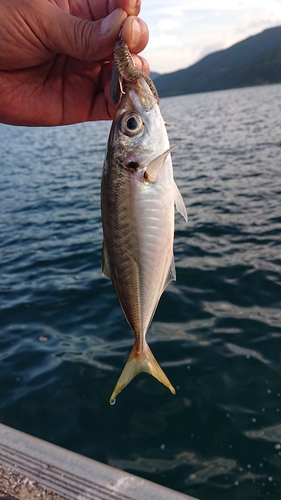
[{"x1": 1, "y1": 83, "x2": 281, "y2": 500}]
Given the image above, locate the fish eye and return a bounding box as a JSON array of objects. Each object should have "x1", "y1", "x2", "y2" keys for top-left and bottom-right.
[
  {"x1": 121, "y1": 112, "x2": 144, "y2": 136},
  {"x1": 127, "y1": 117, "x2": 138, "y2": 130}
]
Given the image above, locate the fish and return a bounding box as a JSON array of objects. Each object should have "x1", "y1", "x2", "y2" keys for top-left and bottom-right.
[{"x1": 101, "y1": 38, "x2": 187, "y2": 404}]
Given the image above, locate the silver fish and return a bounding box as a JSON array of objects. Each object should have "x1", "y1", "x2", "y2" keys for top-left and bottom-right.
[{"x1": 101, "y1": 39, "x2": 187, "y2": 404}]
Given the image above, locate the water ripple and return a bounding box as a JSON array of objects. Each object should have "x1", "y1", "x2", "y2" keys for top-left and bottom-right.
[{"x1": 1, "y1": 85, "x2": 281, "y2": 500}]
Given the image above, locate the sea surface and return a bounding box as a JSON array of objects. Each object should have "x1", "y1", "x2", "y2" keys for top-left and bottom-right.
[{"x1": 1, "y1": 83, "x2": 281, "y2": 500}]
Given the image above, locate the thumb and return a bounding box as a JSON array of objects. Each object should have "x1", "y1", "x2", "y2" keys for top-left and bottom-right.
[{"x1": 41, "y1": 6, "x2": 128, "y2": 61}]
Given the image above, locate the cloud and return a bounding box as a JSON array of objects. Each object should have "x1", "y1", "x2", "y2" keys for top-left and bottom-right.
[
  {"x1": 145, "y1": 0, "x2": 281, "y2": 11},
  {"x1": 140, "y1": 0, "x2": 281, "y2": 73}
]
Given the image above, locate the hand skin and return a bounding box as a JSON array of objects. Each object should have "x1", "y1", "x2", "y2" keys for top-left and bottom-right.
[{"x1": 0, "y1": 0, "x2": 149, "y2": 126}]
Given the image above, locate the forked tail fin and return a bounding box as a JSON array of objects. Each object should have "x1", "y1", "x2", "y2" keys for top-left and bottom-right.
[{"x1": 109, "y1": 342, "x2": 175, "y2": 404}]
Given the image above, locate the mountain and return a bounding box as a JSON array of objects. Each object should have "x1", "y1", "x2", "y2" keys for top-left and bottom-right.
[
  {"x1": 154, "y1": 26, "x2": 281, "y2": 97},
  {"x1": 150, "y1": 71, "x2": 161, "y2": 81}
]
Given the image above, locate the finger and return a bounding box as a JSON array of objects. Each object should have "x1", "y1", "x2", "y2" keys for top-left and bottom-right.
[
  {"x1": 87, "y1": 0, "x2": 141, "y2": 20},
  {"x1": 108, "y1": 0, "x2": 141, "y2": 16},
  {"x1": 132, "y1": 54, "x2": 150, "y2": 75},
  {"x1": 40, "y1": 4, "x2": 128, "y2": 61},
  {"x1": 120, "y1": 16, "x2": 148, "y2": 54},
  {"x1": 89, "y1": 90, "x2": 113, "y2": 121}
]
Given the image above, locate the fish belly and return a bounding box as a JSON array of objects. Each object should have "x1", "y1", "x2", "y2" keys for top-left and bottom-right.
[{"x1": 102, "y1": 166, "x2": 174, "y2": 340}]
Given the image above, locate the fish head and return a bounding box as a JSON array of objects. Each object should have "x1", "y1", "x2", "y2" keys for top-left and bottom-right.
[{"x1": 105, "y1": 77, "x2": 170, "y2": 180}]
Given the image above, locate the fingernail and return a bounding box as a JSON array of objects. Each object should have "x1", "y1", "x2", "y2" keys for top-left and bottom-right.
[
  {"x1": 132, "y1": 18, "x2": 141, "y2": 45},
  {"x1": 100, "y1": 8, "x2": 127, "y2": 35}
]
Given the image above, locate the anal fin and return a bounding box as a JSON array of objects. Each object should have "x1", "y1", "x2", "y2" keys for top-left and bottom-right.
[
  {"x1": 102, "y1": 241, "x2": 112, "y2": 280},
  {"x1": 173, "y1": 180, "x2": 188, "y2": 222},
  {"x1": 165, "y1": 254, "x2": 176, "y2": 289}
]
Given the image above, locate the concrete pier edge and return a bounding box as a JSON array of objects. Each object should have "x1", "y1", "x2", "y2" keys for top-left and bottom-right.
[{"x1": 0, "y1": 423, "x2": 199, "y2": 500}]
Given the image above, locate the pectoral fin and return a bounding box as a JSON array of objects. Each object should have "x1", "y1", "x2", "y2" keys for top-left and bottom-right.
[
  {"x1": 145, "y1": 143, "x2": 187, "y2": 185},
  {"x1": 145, "y1": 149, "x2": 172, "y2": 183}
]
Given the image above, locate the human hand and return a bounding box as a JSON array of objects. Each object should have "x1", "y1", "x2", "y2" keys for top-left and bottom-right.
[{"x1": 0, "y1": 0, "x2": 149, "y2": 126}]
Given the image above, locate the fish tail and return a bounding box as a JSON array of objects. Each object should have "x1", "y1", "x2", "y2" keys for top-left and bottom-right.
[{"x1": 109, "y1": 342, "x2": 175, "y2": 404}]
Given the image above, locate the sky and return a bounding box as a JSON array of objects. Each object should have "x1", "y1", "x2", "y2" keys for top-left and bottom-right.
[{"x1": 139, "y1": 0, "x2": 281, "y2": 74}]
